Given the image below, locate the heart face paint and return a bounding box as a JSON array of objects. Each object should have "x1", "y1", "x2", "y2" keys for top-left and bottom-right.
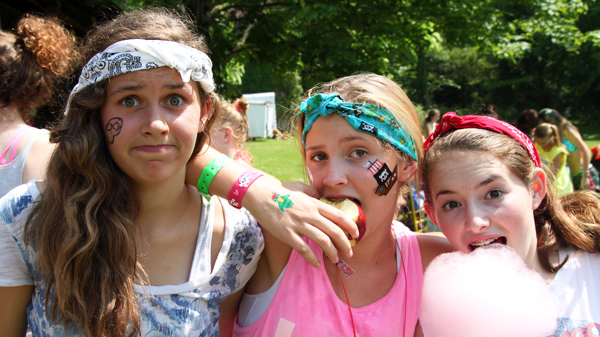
[{"x1": 366, "y1": 159, "x2": 398, "y2": 196}]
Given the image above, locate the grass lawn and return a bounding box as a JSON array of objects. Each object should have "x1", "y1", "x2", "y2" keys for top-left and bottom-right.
[
  {"x1": 244, "y1": 138, "x2": 307, "y2": 182},
  {"x1": 245, "y1": 119, "x2": 600, "y2": 183}
]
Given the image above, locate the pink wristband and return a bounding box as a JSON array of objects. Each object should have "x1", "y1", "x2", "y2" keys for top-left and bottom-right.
[{"x1": 228, "y1": 169, "x2": 264, "y2": 209}]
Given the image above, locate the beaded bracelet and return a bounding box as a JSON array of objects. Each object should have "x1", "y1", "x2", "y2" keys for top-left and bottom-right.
[
  {"x1": 228, "y1": 168, "x2": 264, "y2": 209},
  {"x1": 197, "y1": 153, "x2": 232, "y2": 196}
]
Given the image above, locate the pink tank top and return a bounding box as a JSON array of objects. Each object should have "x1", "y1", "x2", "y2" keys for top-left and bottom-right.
[{"x1": 233, "y1": 222, "x2": 422, "y2": 337}]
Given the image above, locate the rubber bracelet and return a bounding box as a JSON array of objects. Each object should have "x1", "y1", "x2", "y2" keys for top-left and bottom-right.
[
  {"x1": 228, "y1": 168, "x2": 264, "y2": 209},
  {"x1": 197, "y1": 153, "x2": 232, "y2": 195}
]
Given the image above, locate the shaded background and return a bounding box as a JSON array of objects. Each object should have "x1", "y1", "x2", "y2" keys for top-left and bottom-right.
[{"x1": 2, "y1": 0, "x2": 600, "y2": 135}]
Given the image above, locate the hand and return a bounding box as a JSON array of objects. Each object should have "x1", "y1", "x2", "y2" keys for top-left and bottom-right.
[
  {"x1": 582, "y1": 170, "x2": 591, "y2": 190},
  {"x1": 244, "y1": 175, "x2": 358, "y2": 267}
]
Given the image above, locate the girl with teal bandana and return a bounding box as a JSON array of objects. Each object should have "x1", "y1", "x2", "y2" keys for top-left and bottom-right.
[{"x1": 234, "y1": 73, "x2": 452, "y2": 337}]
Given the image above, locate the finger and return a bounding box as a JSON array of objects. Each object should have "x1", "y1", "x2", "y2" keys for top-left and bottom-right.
[
  {"x1": 298, "y1": 222, "x2": 343, "y2": 264},
  {"x1": 318, "y1": 202, "x2": 359, "y2": 239},
  {"x1": 281, "y1": 229, "x2": 321, "y2": 268}
]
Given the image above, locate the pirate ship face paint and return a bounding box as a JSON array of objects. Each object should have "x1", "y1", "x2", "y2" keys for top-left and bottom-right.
[{"x1": 365, "y1": 160, "x2": 399, "y2": 196}]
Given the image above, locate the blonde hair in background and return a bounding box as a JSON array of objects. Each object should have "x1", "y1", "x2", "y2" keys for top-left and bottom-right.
[
  {"x1": 534, "y1": 123, "x2": 564, "y2": 150},
  {"x1": 213, "y1": 96, "x2": 250, "y2": 145}
]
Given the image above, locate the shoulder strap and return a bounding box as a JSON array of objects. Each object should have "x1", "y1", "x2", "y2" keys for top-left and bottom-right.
[{"x1": 0, "y1": 126, "x2": 36, "y2": 165}]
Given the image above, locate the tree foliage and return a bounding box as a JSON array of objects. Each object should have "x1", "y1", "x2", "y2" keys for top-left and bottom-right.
[{"x1": 1, "y1": 0, "x2": 599, "y2": 127}]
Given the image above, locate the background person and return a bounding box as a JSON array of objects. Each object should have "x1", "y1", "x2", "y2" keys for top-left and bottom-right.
[
  {"x1": 539, "y1": 108, "x2": 593, "y2": 190},
  {"x1": 534, "y1": 123, "x2": 574, "y2": 195},
  {"x1": 0, "y1": 14, "x2": 79, "y2": 196},
  {"x1": 423, "y1": 108, "x2": 440, "y2": 138},
  {"x1": 209, "y1": 96, "x2": 253, "y2": 167}
]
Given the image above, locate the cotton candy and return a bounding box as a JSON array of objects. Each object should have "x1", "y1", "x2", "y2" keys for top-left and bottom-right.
[{"x1": 420, "y1": 244, "x2": 557, "y2": 337}]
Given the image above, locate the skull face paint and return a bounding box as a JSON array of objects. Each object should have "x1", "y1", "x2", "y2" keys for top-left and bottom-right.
[{"x1": 105, "y1": 117, "x2": 123, "y2": 144}]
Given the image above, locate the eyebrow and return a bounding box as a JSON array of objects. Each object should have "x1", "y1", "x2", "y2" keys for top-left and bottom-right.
[
  {"x1": 106, "y1": 81, "x2": 187, "y2": 98},
  {"x1": 434, "y1": 175, "x2": 501, "y2": 199},
  {"x1": 305, "y1": 134, "x2": 368, "y2": 152}
]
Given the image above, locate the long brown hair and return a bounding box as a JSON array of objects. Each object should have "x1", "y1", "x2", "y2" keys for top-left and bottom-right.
[
  {"x1": 422, "y1": 128, "x2": 600, "y2": 273},
  {"x1": 24, "y1": 8, "x2": 220, "y2": 337},
  {"x1": 0, "y1": 14, "x2": 79, "y2": 121}
]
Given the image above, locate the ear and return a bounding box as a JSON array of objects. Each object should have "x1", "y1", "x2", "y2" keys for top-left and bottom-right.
[
  {"x1": 398, "y1": 159, "x2": 418, "y2": 182},
  {"x1": 531, "y1": 168, "x2": 547, "y2": 210},
  {"x1": 199, "y1": 95, "x2": 213, "y2": 133},
  {"x1": 424, "y1": 202, "x2": 438, "y2": 226},
  {"x1": 223, "y1": 127, "x2": 233, "y2": 144}
]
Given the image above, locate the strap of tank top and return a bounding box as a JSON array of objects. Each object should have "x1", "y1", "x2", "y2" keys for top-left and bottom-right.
[{"x1": 1, "y1": 125, "x2": 36, "y2": 165}]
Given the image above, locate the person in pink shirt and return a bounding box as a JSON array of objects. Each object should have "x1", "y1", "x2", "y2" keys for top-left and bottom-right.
[{"x1": 233, "y1": 73, "x2": 452, "y2": 337}]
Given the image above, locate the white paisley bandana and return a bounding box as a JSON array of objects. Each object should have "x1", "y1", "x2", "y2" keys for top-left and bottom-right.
[{"x1": 65, "y1": 39, "x2": 215, "y2": 113}]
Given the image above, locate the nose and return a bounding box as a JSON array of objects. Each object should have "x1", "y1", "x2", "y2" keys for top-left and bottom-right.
[
  {"x1": 322, "y1": 158, "x2": 348, "y2": 188},
  {"x1": 141, "y1": 103, "x2": 169, "y2": 136},
  {"x1": 464, "y1": 204, "x2": 490, "y2": 233}
]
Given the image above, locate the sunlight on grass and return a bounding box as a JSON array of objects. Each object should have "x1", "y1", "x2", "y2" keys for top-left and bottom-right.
[{"x1": 244, "y1": 138, "x2": 307, "y2": 182}]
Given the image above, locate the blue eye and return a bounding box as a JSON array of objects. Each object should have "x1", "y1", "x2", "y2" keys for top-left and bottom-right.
[
  {"x1": 122, "y1": 97, "x2": 140, "y2": 107},
  {"x1": 167, "y1": 96, "x2": 184, "y2": 106}
]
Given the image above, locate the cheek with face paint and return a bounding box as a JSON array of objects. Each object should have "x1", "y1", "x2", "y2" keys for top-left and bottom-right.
[
  {"x1": 105, "y1": 117, "x2": 123, "y2": 144},
  {"x1": 366, "y1": 159, "x2": 398, "y2": 196}
]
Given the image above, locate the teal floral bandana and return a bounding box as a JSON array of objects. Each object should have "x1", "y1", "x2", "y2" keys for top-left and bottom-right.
[{"x1": 299, "y1": 93, "x2": 417, "y2": 161}]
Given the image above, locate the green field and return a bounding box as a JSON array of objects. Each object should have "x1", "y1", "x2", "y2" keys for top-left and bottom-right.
[
  {"x1": 245, "y1": 119, "x2": 600, "y2": 182},
  {"x1": 244, "y1": 138, "x2": 307, "y2": 182}
]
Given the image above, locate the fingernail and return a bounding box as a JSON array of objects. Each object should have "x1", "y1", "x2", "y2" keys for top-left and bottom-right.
[
  {"x1": 348, "y1": 249, "x2": 353, "y2": 258},
  {"x1": 334, "y1": 256, "x2": 339, "y2": 264},
  {"x1": 315, "y1": 262, "x2": 321, "y2": 268}
]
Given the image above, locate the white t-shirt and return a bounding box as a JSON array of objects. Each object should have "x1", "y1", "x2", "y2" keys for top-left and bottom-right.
[
  {"x1": 0, "y1": 180, "x2": 264, "y2": 336},
  {"x1": 548, "y1": 249, "x2": 600, "y2": 336}
]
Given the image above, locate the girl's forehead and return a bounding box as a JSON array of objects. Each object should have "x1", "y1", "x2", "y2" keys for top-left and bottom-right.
[{"x1": 306, "y1": 115, "x2": 373, "y2": 143}]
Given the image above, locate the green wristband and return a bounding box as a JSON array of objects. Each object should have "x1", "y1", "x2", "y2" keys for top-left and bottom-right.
[{"x1": 197, "y1": 153, "x2": 232, "y2": 195}]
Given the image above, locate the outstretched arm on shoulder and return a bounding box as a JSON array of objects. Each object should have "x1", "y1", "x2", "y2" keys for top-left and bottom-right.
[{"x1": 186, "y1": 146, "x2": 357, "y2": 268}]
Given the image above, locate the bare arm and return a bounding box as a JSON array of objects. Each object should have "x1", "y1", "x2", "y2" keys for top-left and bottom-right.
[
  {"x1": 219, "y1": 287, "x2": 244, "y2": 337},
  {"x1": 22, "y1": 130, "x2": 56, "y2": 183},
  {"x1": 550, "y1": 152, "x2": 564, "y2": 177},
  {"x1": 186, "y1": 146, "x2": 357, "y2": 268},
  {"x1": 564, "y1": 125, "x2": 592, "y2": 188},
  {"x1": 416, "y1": 232, "x2": 453, "y2": 270},
  {"x1": 0, "y1": 285, "x2": 32, "y2": 337}
]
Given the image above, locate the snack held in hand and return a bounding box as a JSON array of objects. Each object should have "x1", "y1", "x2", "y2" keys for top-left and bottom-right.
[
  {"x1": 320, "y1": 197, "x2": 366, "y2": 245},
  {"x1": 420, "y1": 245, "x2": 557, "y2": 337}
]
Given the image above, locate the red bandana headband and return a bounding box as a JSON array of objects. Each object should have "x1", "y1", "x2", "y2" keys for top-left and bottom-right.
[{"x1": 423, "y1": 112, "x2": 541, "y2": 168}]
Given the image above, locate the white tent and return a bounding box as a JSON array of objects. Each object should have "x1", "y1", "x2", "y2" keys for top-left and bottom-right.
[{"x1": 243, "y1": 92, "x2": 277, "y2": 139}]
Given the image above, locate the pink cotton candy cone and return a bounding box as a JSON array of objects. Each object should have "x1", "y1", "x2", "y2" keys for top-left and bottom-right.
[{"x1": 420, "y1": 245, "x2": 557, "y2": 337}]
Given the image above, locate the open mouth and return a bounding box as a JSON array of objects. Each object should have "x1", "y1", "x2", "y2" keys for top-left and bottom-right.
[
  {"x1": 324, "y1": 197, "x2": 362, "y2": 207},
  {"x1": 469, "y1": 237, "x2": 506, "y2": 251}
]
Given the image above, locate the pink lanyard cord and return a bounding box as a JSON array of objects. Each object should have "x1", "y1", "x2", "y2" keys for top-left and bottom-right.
[{"x1": 1, "y1": 126, "x2": 35, "y2": 165}]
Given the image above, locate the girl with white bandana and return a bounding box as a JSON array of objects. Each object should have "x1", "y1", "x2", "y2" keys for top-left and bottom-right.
[{"x1": 0, "y1": 8, "x2": 357, "y2": 337}]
